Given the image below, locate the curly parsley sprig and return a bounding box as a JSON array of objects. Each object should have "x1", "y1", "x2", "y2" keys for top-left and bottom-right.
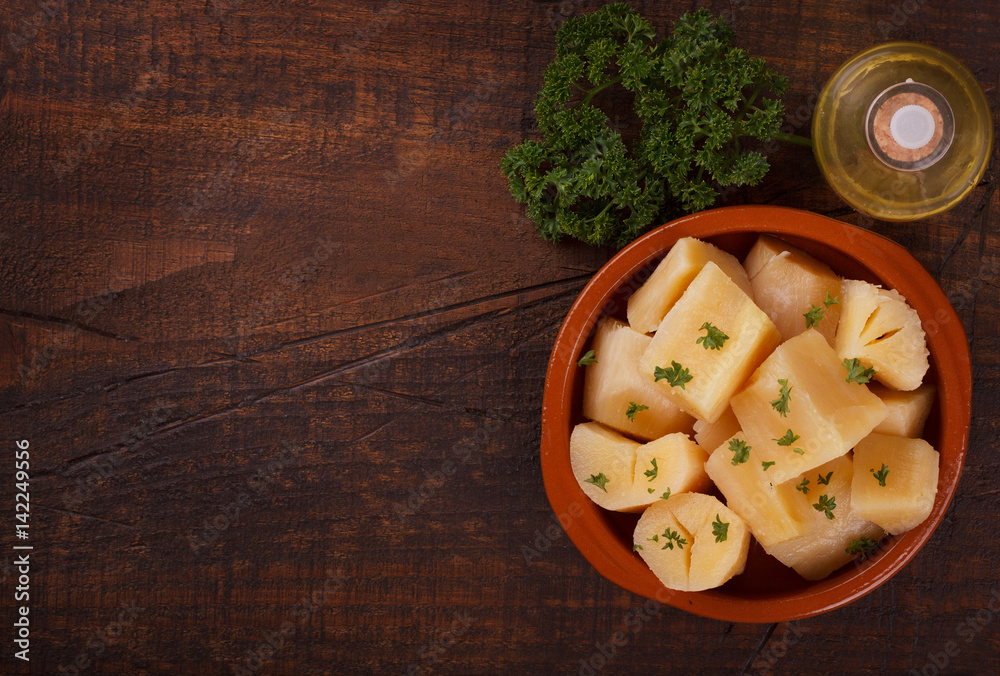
[{"x1": 501, "y1": 4, "x2": 801, "y2": 248}]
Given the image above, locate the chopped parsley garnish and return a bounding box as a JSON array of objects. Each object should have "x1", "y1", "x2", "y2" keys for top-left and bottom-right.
[
  {"x1": 654, "y1": 361, "x2": 693, "y2": 389},
  {"x1": 773, "y1": 429, "x2": 800, "y2": 447},
  {"x1": 817, "y1": 471, "x2": 833, "y2": 486},
  {"x1": 633, "y1": 543, "x2": 643, "y2": 551},
  {"x1": 660, "y1": 488, "x2": 671, "y2": 501},
  {"x1": 761, "y1": 460, "x2": 775, "y2": 471},
  {"x1": 813, "y1": 494, "x2": 836, "y2": 519},
  {"x1": 644, "y1": 458, "x2": 658, "y2": 481},
  {"x1": 696, "y1": 322, "x2": 729, "y2": 350},
  {"x1": 770, "y1": 378, "x2": 791, "y2": 416},
  {"x1": 803, "y1": 304, "x2": 824, "y2": 328},
  {"x1": 712, "y1": 514, "x2": 729, "y2": 543},
  {"x1": 843, "y1": 358, "x2": 876, "y2": 384},
  {"x1": 728, "y1": 438, "x2": 751, "y2": 466},
  {"x1": 626, "y1": 401, "x2": 649, "y2": 422},
  {"x1": 660, "y1": 527, "x2": 687, "y2": 550},
  {"x1": 845, "y1": 537, "x2": 879, "y2": 559},
  {"x1": 871, "y1": 463, "x2": 889, "y2": 487},
  {"x1": 824, "y1": 291, "x2": 839, "y2": 307},
  {"x1": 796, "y1": 478, "x2": 810, "y2": 494},
  {"x1": 584, "y1": 473, "x2": 609, "y2": 492},
  {"x1": 577, "y1": 350, "x2": 597, "y2": 367}
]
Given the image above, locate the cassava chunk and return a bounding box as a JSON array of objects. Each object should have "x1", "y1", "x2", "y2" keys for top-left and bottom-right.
[
  {"x1": 730, "y1": 329, "x2": 887, "y2": 485},
  {"x1": 583, "y1": 317, "x2": 695, "y2": 441},
  {"x1": 744, "y1": 235, "x2": 843, "y2": 345},
  {"x1": 764, "y1": 455, "x2": 886, "y2": 580},
  {"x1": 851, "y1": 433, "x2": 939, "y2": 535},
  {"x1": 869, "y1": 383, "x2": 936, "y2": 437},
  {"x1": 634, "y1": 493, "x2": 750, "y2": 592},
  {"x1": 640, "y1": 262, "x2": 780, "y2": 423},
  {"x1": 627, "y1": 237, "x2": 752, "y2": 334},
  {"x1": 835, "y1": 279, "x2": 929, "y2": 391},
  {"x1": 570, "y1": 422, "x2": 709, "y2": 512},
  {"x1": 704, "y1": 433, "x2": 810, "y2": 547}
]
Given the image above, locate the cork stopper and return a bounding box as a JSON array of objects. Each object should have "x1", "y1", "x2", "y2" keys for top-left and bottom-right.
[{"x1": 865, "y1": 79, "x2": 954, "y2": 172}]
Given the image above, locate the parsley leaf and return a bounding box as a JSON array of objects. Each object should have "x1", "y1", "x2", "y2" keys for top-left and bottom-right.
[
  {"x1": 845, "y1": 537, "x2": 879, "y2": 559},
  {"x1": 773, "y1": 429, "x2": 800, "y2": 447},
  {"x1": 577, "y1": 349, "x2": 597, "y2": 367},
  {"x1": 803, "y1": 304, "x2": 824, "y2": 328},
  {"x1": 761, "y1": 460, "x2": 775, "y2": 471},
  {"x1": 660, "y1": 527, "x2": 687, "y2": 550},
  {"x1": 712, "y1": 514, "x2": 729, "y2": 543},
  {"x1": 626, "y1": 401, "x2": 649, "y2": 422},
  {"x1": 660, "y1": 488, "x2": 671, "y2": 501},
  {"x1": 843, "y1": 358, "x2": 876, "y2": 384},
  {"x1": 633, "y1": 543, "x2": 643, "y2": 551},
  {"x1": 654, "y1": 361, "x2": 693, "y2": 389},
  {"x1": 585, "y1": 473, "x2": 609, "y2": 492},
  {"x1": 871, "y1": 463, "x2": 889, "y2": 487},
  {"x1": 696, "y1": 322, "x2": 729, "y2": 350},
  {"x1": 796, "y1": 478, "x2": 810, "y2": 494},
  {"x1": 500, "y1": 4, "x2": 794, "y2": 248},
  {"x1": 817, "y1": 471, "x2": 833, "y2": 486},
  {"x1": 644, "y1": 458, "x2": 658, "y2": 481},
  {"x1": 824, "y1": 291, "x2": 839, "y2": 307},
  {"x1": 813, "y1": 494, "x2": 836, "y2": 519},
  {"x1": 729, "y1": 438, "x2": 751, "y2": 466},
  {"x1": 770, "y1": 378, "x2": 791, "y2": 416}
]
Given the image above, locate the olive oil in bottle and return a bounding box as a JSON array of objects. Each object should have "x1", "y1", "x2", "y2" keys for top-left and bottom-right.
[{"x1": 813, "y1": 42, "x2": 992, "y2": 221}]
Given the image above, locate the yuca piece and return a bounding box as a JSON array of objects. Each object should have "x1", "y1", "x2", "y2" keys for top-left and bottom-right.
[
  {"x1": 869, "y1": 383, "x2": 936, "y2": 438},
  {"x1": 583, "y1": 317, "x2": 695, "y2": 441},
  {"x1": 730, "y1": 329, "x2": 887, "y2": 485},
  {"x1": 639, "y1": 262, "x2": 780, "y2": 423},
  {"x1": 570, "y1": 422, "x2": 710, "y2": 512},
  {"x1": 627, "y1": 236, "x2": 752, "y2": 334},
  {"x1": 743, "y1": 235, "x2": 843, "y2": 346},
  {"x1": 763, "y1": 455, "x2": 886, "y2": 580},
  {"x1": 705, "y1": 433, "x2": 811, "y2": 547},
  {"x1": 835, "y1": 279, "x2": 929, "y2": 391},
  {"x1": 693, "y1": 407, "x2": 741, "y2": 455},
  {"x1": 634, "y1": 493, "x2": 750, "y2": 592},
  {"x1": 851, "y1": 433, "x2": 939, "y2": 535}
]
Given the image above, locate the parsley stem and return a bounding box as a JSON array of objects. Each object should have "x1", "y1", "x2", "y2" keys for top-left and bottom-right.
[
  {"x1": 770, "y1": 131, "x2": 813, "y2": 147},
  {"x1": 576, "y1": 73, "x2": 626, "y2": 109}
]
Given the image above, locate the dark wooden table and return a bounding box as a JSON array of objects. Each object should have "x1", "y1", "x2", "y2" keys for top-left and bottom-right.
[{"x1": 1, "y1": 1, "x2": 998, "y2": 674}]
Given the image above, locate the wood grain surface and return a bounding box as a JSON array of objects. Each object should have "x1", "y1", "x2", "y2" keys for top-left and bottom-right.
[{"x1": 1, "y1": 0, "x2": 998, "y2": 674}]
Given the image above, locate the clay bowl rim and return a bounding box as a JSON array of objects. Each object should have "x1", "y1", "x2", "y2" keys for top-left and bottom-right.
[{"x1": 539, "y1": 204, "x2": 972, "y2": 623}]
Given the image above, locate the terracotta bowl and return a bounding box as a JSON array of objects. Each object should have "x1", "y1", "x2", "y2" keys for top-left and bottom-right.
[{"x1": 540, "y1": 205, "x2": 972, "y2": 622}]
